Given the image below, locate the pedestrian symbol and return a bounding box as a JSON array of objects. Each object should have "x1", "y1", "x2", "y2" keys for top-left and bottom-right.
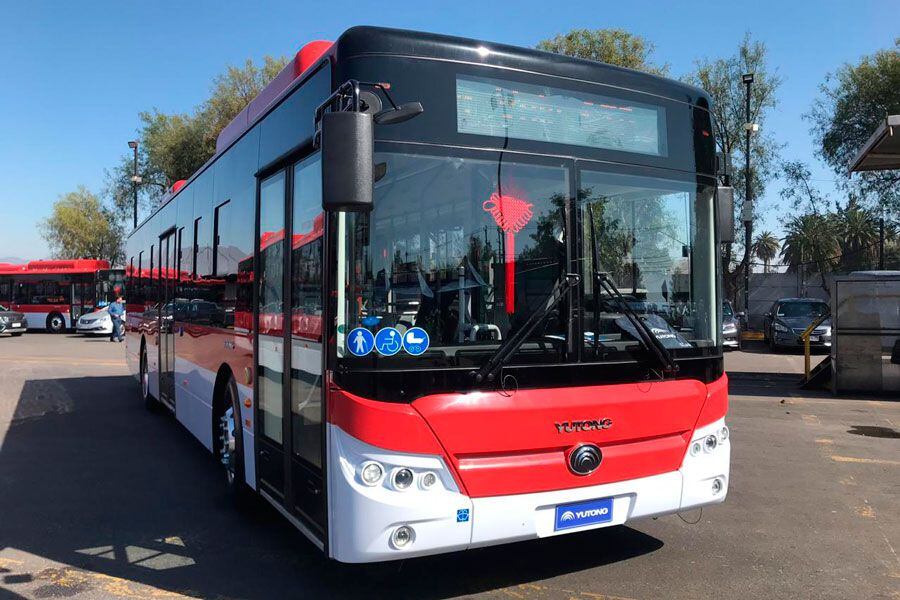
[
  {"x1": 374, "y1": 327, "x2": 402, "y2": 356},
  {"x1": 347, "y1": 327, "x2": 375, "y2": 357},
  {"x1": 403, "y1": 327, "x2": 430, "y2": 356}
]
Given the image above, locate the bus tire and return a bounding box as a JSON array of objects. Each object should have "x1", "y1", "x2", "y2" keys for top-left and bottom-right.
[
  {"x1": 217, "y1": 375, "x2": 252, "y2": 508},
  {"x1": 46, "y1": 312, "x2": 66, "y2": 333},
  {"x1": 140, "y1": 344, "x2": 159, "y2": 411}
]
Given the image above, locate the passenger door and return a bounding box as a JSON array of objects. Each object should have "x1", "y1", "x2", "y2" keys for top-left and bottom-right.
[
  {"x1": 158, "y1": 230, "x2": 177, "y2": 409},
  {"x1": 255, "y1": 170, "x2": 288, "y2": 500},
  {"x1": 254, "y1": 157, "x2": 327, "y2": 543},
  {"x1": 288, "y1": 155, "x2": 326, "y2": 535}
]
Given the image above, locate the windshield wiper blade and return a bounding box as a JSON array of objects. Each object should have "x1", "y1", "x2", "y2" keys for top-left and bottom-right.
[
  {"x1": 586, "y1": 204, "x2": 677, "y2": 375},
  {"x1": 471, "y1": 272, "x2": 580, "y2": 385},
  {"x1": 595, "y1": 272, "x2": 678, "y2": 375}
]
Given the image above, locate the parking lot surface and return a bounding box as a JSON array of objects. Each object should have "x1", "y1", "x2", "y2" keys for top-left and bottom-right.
[{"x1": 0, "y1": 334, "x2": 897, "y2": 599}]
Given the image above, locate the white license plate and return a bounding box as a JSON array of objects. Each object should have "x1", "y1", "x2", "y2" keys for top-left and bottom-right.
[
  {"x1": 809, "y1": 335, "x2": 819, "y2": 342},
  {"x1": 11, "y1": 322, "x2": 21, "y2": 328}
]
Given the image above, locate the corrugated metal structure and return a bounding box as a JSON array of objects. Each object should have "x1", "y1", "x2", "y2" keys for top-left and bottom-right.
[{"x1": 831, "y1": 271, "x2": 900, "y2": 394}]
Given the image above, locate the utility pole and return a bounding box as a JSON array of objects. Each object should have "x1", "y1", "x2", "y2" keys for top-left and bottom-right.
[
  {"x1": 741, "y1": 73, "x2": 755, "y2": 315},
  {"x1": 128, "y1": 140, "x2": 141, "y2": 229},
  {"x1": 879, "y1": 215, "x2": 885, "y2": 270}
]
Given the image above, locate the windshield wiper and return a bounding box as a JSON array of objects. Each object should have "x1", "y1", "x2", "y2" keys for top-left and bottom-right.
[
  {"x1": 586, "y1": 204, "x2": 678, "y2": 376},
  {"x1": 471, "y1": 272, "x2": 580, "y2": 384}
]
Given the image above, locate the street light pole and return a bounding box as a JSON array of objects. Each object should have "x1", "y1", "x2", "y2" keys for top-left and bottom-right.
[
  {"x1": 742, "y1": 73, "x2": 755, "y2": 315},
  {"x1": 128, "y1": 140, "x2": 140, "y2": 229}
]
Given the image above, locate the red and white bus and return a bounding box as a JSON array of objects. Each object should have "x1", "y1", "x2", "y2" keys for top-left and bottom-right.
[
  {"x1": 0, "y1": 259, "x2": 124, "y2": 332},
  {"x1": 125, "y1": 27, "x2": 732, "y2": 563}
]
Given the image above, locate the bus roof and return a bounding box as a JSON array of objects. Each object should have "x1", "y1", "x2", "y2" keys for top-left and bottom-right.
[
  {"x1": 0, "y1": 259, "x2": 111, "y2": 275},
  {"x1": 131, "y1": 26, "x2": 713, "y2": 237},
  {"x1": 333, "y1": 26, "x2": 711, "y2": 106}
]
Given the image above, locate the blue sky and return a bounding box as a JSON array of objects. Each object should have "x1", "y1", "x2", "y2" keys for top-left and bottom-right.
[{"x1": 0, "y1": 0, "x2": 894, "y2": 261}]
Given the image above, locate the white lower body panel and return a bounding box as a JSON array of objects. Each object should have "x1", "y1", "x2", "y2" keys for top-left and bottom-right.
[
  {"x1": 21, "y1": 311, "x2": 71, "y2": 331},
  {"x1": 328, "y1": 419, "x2": 729, "y2": 563}
]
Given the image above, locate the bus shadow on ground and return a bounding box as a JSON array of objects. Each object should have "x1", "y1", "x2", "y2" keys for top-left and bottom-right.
[{"x1": 0, "y1": 375, "x2": 662, "y2": 599}]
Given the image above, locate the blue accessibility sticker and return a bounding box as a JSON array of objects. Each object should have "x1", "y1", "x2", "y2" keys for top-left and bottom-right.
[
  {"x1": 456, "y1": 508, "x2": 470, "y2": 523},
  {"x1": 402, "y1": 327, "x2": 430, "y2": 356},
  {"x1": 347, "y1": 327, "x2": 375, "y2": 357},
  {"x1": 554, "y1": 497, "x2": 613, "y2": 531},
  {"x1": 374, "y1": 327, "x2": 402, "y2": 356}
]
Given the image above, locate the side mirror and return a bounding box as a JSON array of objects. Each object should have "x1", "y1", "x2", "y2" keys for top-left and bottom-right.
[
  {"x1": 321, "y1": 111, "x2": 374, "y2": 212},
  {"x1": 716, "y1": 186, "x2": 735, "y2": 244}
]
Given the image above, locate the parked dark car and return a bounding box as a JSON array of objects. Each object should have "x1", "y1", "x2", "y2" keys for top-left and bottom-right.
[
  {"x1": 763, "y1": 298, "x2": 831, "y2": 351},
  {"x1": 722, "y1": 301, "x2": 741, "y2": 350},
  {"x1": 0, "y1": 304, "x2": 27, "y2": 336}
]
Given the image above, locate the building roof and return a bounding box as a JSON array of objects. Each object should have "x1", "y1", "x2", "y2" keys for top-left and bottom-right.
[{"x1": 848, "y1": 114, "x2": 900, "y2": 172}]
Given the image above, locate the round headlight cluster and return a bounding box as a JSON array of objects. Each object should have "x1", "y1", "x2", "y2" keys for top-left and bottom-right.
[
  {"x1": 359, "y1": 462, "x2": 441, "y2": 491},
  {"x1": 717, "y1": 426, "x2": 729, "y2": 443},
  {"x1": 703, "y1": 434, "x2": 718, "y2": 453},
  {"x1": 689, "y1": 441, "x2": 703, "y2": 457}
]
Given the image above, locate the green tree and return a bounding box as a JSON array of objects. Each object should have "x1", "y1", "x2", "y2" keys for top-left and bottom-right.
[
  {"x1": 753, "y1": 230, "x2": 780, "y2": 273},
  {"x1": 106, "y1": 55, "x2": 289, "y2": 221},
  {"x1": 837, "y1": 200, "x2": 880, "y2": 270},
  {"x1": 40, "y1": 187, "x2": 124, "y2": 264},
  {"x1": 809, "y1": 39, "x2": 900, "y2": 214},
  {"x1": 536, "y1": 29, "x2": 669, "y2": 75},
  {"x1": 780, "y1": 213, "x2": 840, "y2": 280},
  {"x1": 683, "y1": 33, "x2": 782, "y2": 300}
]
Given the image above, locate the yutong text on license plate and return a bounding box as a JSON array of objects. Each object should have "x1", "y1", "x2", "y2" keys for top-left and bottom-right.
[{"x1": 554, "y1": 497, "x2": 613, "y2": 531}]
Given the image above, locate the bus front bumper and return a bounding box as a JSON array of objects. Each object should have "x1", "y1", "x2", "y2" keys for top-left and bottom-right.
[{"x1": 328, "y1": 419, "x2": 729, "y2": 563}]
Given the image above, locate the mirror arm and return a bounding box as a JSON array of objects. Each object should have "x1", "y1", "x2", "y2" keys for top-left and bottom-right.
[
  {"x1": 314, "y1": 79, "x2": 362, "y2": 148},
  {"x1": 359, "y1": 81, "x2": 399, "y2": 110}
]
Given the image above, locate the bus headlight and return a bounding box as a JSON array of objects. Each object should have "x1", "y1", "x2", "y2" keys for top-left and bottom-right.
[
  {"x1": 392, "y1": 468, "x2": 414, "y2": 490},
  {"x1": 359, "y1": 461, "x2": 384, "y2": 486},
  {"x1": 703, "y1": 435, "x2": 718, "y2": 453},
  {"x1": 717, "y1": 426, "x2": 729, "y2": 443},
  {"x1": 420, "y1": 471, "x2": 437, "y2": 490},
  {"x1": 390, "y1": 525, "x2": 414, "y2": 548}
]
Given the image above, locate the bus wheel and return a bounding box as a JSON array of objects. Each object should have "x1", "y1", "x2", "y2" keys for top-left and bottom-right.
[
  {"x1": 46, "y1": 313, "x2": 66, "y2": 333},
  {"x1": 140, "y1": 346, "x2": 158, "y2": 411},
  {"x1": 218, "y1": 377, "x2": 251, "y2": 507}
]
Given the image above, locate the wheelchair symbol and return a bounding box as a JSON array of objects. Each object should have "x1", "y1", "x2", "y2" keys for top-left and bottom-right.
[{"x1": 374, "y1": 327, "x2": 401, "y2": 356}]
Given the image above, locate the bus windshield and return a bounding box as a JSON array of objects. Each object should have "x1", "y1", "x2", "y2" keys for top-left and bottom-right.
[{"x1": 336, "y1": 148, "x2": 718, "y2": 368}]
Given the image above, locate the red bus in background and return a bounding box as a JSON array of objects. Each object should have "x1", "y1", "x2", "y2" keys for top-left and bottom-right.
[
  {"x1": 125, "y1": 27, "x2": 731, "y2": 563},
  {"x1": 0, "y1": 259, "x2": 125, "y2": 332}
]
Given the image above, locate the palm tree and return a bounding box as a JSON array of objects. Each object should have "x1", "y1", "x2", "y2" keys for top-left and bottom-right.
[
  {"x1": 780, "y1": 214, "x2": 840, "y2": 276},
  {"x1": 838, "y1": 205, "x2": 879, "y2": 270},
  {"x1": 753, "y1": 230, "x2": 780, "y2": 273}
]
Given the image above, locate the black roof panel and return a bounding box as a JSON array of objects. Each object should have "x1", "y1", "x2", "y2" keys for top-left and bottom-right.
[{"x1": 333, "y1": 26, "x2": 711, "y2": 108}]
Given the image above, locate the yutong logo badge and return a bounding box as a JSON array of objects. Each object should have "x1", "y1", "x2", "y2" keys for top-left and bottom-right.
[
  {"x1": 554, "y1": 418, "x2": 613, "y2": 434},
  {"x1": 554, "y1": 497, "x2": 614, "y2": 530}
]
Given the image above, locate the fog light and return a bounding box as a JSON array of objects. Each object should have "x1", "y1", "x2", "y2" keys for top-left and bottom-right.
[
  {"x1": 391, "y1": 525, "x2": 414, "y2": 548},
  {"x1": 393, "y1": 468, "x2": 414, "y2": 490},
  {"x1": 360, "y1": 461, "x2": 384, "y2": 486},
  {"x1": 703, "y1": 435, "x2": 718, "y2": 453},
  {"x1": 690, "y1": 441, "x2": 702, "y2": 457},
  {"x1": 718, "y1": 426, "x2": 729, "y2": 442},
  {"x1": 711, "y1": 477, "x2": 724, "y2": 495},
  {"x1": 420, "y1": 471, "x2": 437, "y2": 489}
]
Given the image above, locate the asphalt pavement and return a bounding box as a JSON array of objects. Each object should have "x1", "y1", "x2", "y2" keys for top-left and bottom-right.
[{"x1": 0, "y1": 334, "x2": 897, "y2": 599}]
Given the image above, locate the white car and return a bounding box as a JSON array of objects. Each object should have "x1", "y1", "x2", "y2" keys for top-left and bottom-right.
[{"x1": 76, "y1": 306, "x2": 119, "y2": 335}]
